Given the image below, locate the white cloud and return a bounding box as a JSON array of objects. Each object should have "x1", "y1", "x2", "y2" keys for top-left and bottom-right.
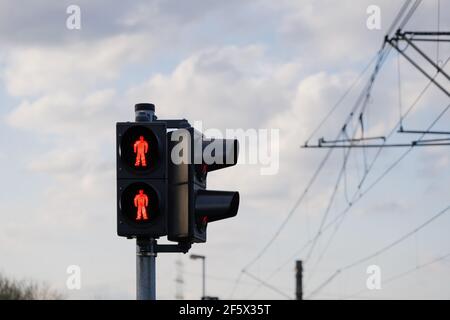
[
  {"x1": 6, "y1": 89, "x2": 120, "y2": 137},
  {"x1": 1, "y1": 0, "x2": 449, "y2": 300},
  {"x1": 4, "y1": 34, "x2": 151, "y2": 97},
  {"x1": 127, "y1": 45, "x2": 303, "y2": 129}
]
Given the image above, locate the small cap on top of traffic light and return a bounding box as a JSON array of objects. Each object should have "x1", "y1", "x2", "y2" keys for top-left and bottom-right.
[
  {"x1": 135, "y1": 103, "x2": 156, "y2": 122},
  {"x1": 135, "y1": 103, "x2": 155, "y2": 111}
]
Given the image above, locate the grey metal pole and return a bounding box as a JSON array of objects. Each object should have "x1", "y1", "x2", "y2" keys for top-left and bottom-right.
[
  {"x1": 190, "y1": 254, "x2": 206, "y2": 299},
  {"x1": 135, "y1": 103, "x2": 157, "y2": 301},
  {"x1": 137, "y1": 238, "x2": 156, "y2": 300},
  {"x1": 202, "y1": 257, "x2": 206, "y2": 299},
  {"x1": 296, "y1": 260, "x2": 303, "y2": 300}
]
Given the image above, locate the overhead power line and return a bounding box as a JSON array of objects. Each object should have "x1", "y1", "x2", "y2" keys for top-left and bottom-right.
[
  {"x1": 248, "y1": 80, "x2": 450, "y2": 297},
  {"x1": 306, "y1": 202, "x2": 450, "y2": 299},
  {"x1": 242, "y1": 270, "x2": 293, "y2": 299},
  {"x1": 343, "y1": 252, "x2": 450, "y2": 300},
  {"x1": 231, "y1": 0, "x2": 438, "y2": 299},
  {"x1": 240, "y1": 0, "x2": 413, "y2": 275}
]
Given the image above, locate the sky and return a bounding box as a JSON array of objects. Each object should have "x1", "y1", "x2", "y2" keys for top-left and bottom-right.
[{"x1": 0, "y1": 0, "x2": 449, "y2": 300}]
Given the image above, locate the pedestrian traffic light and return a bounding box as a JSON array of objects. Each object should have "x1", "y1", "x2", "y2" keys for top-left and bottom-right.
[
  {"x1": 116, "y1": 120, "x2": 168, "y2": 238},
  {"x1": 168, "y1": 128, "x2": 239, "y2": 243},
  {"x1": 118, "y1": 103, "x2": 241, "y2": 301}
]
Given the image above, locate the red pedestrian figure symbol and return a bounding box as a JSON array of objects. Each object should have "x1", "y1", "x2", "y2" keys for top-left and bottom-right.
[
  {"x1": 134, "y1": 190, "x2": 149, "y2": 221},
  {"x1": 134, "y1": 136, "x2": 148, "y2": 167}
]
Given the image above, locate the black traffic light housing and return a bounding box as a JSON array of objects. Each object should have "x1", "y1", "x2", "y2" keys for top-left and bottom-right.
[
  {"x1": 168, "y1": 128, "x2": 239, "y2": 243},
  {"x1": 116, "y1": 121, "x2": 168, "y2": 238}
]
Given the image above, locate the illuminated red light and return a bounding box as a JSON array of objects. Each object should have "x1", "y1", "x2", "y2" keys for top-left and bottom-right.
[
  {"x1": 134, "y1": 189, "x2": 149, "y2": 221},
  {"x1": 134, "y1": 136, "x2": 149, "y2": 167}
]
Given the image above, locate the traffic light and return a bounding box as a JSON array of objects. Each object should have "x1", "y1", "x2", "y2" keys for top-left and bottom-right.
[
  {"x1": 116, "y1": 121, "x2": 168, "y2": 238},
  {"x1": 168, "y1": 128, "x2": 239, "y2": 243}
]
